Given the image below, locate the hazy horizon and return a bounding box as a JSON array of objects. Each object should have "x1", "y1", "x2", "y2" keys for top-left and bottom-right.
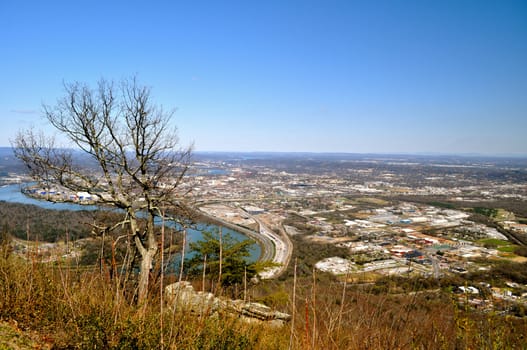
[{"x1": 1, "y1": 146, "x2": 526, "y2": 159}]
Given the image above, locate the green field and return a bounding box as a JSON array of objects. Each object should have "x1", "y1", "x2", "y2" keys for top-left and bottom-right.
[{"x1": 478, "y1": 238, "x2": 519, "y2": 253}]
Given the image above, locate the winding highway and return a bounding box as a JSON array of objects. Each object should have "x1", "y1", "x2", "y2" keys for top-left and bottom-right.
[
  {"x1": 251, "y1": 215, "x2": 292, "y2": 279},
  {"x1": 197, "y1": 206, "x2": 292, "y2": 279}
]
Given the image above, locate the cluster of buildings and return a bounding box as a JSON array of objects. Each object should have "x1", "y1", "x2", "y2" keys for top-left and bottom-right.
[
  {"x1": 190, "y1": 157, "x2": 527, "y2": 206},
  {"x1": 189, "y1": 158, "x2": 527, "y2": 309},
  {"x1": 23, "y1": 185, "x2": 97, "y2": 203}
]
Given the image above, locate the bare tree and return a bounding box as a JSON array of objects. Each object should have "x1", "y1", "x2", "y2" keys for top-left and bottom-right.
[{"x1": 13, "y1": 77, "x2": 193, "y2": 303}]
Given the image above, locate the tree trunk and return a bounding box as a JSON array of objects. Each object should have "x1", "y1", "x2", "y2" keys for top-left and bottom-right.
[
  {"x1": 138, "y1": 248, "x2": 156, "y2": 302},
  {"x1": 131, "y1": 213, "x2": 159, "y2": 303}
]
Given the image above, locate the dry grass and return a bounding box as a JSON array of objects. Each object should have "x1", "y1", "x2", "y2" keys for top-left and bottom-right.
[
  {"x1": 0, "y1": 254, "x2": 288, "y2": 349},
  {"x1": 279, "y1": 271, "x2": 527, "y2": 350},
  {"x1": 1, "y1": 252, "x2": 527, "y2": 349}
]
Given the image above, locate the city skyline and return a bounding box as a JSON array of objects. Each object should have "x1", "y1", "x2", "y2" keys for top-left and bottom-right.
[{"x1": 1, "y1": 0, "x2": 526, "y2": 155}]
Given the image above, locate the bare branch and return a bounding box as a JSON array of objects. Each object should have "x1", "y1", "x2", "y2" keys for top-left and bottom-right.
[{"x1": 13, "y1": 77, "x2": 193, "y2": 303}]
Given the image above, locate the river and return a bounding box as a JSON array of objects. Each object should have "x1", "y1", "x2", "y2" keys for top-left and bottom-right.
[{"x1": 0, "y1": 183, "x2": 261, "y2": 261}]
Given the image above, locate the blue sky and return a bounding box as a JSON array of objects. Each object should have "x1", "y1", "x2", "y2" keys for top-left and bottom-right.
[{"x1": 1, "y1": 0, "x2": 526, "y2": 155}]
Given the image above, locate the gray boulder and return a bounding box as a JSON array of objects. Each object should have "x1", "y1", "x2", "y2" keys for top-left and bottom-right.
[
  {"x1": 165, "y1": 282, "x2": 291, "y2": 326},
  {"x1": 165, "y1": 281, "x2": 219, "y2": 314}
]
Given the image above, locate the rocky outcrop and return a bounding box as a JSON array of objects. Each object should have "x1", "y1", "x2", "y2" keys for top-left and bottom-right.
[
  {"x1": 165, "y1": 281, "x2": 219, "y2": 314},
  {"x1": 165, "y1": 282, "x2": 291, "y2": 327}
]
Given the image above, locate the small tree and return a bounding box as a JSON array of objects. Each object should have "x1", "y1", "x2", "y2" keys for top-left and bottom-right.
[
  {"x1": 13, "y1": 77, "x2": 193, "y2": 303},
  {"x1": 188, "y1": 228, "x2": 257, "y2": 291}
]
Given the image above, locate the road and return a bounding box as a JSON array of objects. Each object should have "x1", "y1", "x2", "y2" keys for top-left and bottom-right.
[
  {"x1": 196, "y1": 207, "x2": 292, "y2": 278},
  {"x1": 251, "y1": 215, "x2": 292, "y2": 279}
]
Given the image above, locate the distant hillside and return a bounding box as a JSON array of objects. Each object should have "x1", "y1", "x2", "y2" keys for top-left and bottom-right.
[
  {"x1": 0, "y1": 147, "x2": 25, "y2": 174},
  {"x1": 0, "y1": 147, "x2": 101, "y2": 175}
]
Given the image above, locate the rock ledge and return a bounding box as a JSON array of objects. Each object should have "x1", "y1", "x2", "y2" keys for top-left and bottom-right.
[{"x1": 165, "y1": 282, "x2": 291, "y2": 327}]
